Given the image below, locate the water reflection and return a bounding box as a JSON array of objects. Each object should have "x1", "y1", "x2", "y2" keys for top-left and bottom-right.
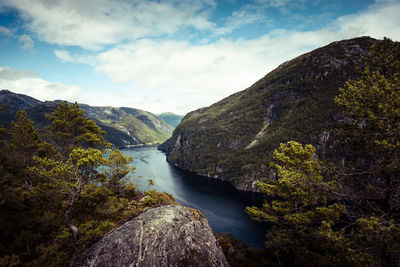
[{"x1": 122, "y1": 146, "x2": 267, "y2": 248}]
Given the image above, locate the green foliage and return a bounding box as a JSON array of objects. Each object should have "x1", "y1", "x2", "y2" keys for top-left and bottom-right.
[
  {"x1": 245, "y1": 38, "x2": 400, "y2": 266},
  {"x1": 216, "y1": 233, "x2": 275, "y2": 267},
  {"x1": 246, "y1": 141, "x2": 344, "y2": 264},
  {"x1": 0, "y1": 101, "x2": 175, "y2": 266},
  {"x1": 332, "y1": 37, "x2": 400, "y2": 265},
  {"x1": 102, "y1": 149, "x2": 136, "y2": 196},
  {"x1": 161, "y1": 37, "x2": 373, "y2": 188},
  {"x1": 335, "y1": 38, "x2": 400, "y2": 217},
  {"x1": 107, "y1": 115, "x2": 172, "y2": 144},
  {"x1": 45, "y1": 101, "x2": 108, "y2": 157},
  {"x1": 136, "y1": 189, "x2": 175, "y2": 208},
  {"x1": 10, "y1": 110, "x2": 42, "y2": 154}
]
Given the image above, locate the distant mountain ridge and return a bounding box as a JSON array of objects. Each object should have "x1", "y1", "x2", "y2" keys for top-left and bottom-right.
[
  {"x1": 0, "y1": 90, "x2": 174, "y2": 147},
  {"x1": 159, "y1": 36, "x2": 386, "y2": 192},
  {"x1": 158, "y1": 112, "x2": 184, "y2": 128}
]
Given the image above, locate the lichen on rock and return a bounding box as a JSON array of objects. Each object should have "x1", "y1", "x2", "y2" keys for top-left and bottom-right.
[{"x1": 74, "y1": 205, "x2": 229, "y2": 267}]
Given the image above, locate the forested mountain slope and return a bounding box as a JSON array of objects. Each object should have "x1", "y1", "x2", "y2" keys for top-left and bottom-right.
[
  {"x1": 159, "y1": 36, "x2": 376, "y2": 191},
  {"x1": 0, "y1": 90, "x2": 173, "y2": 147}
]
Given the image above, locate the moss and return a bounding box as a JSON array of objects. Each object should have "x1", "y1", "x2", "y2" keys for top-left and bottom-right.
[{"x1": 189, "y1": 208, "x2": 205, "y2": 219}]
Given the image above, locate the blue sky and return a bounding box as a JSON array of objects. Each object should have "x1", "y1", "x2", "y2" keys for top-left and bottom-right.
[{"x1": 0, "y1": 0, "x2": 399, "y2": 114}]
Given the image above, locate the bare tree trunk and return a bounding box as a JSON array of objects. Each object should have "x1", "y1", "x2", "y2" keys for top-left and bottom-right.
[{"x1": 65, "y1": 192, "x2": 79, "y2": 242}]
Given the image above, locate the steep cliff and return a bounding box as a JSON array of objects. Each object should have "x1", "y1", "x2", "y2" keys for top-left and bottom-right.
[
  {"x1": 159, "y1": 36, "x2": 375, "y2": 191},
  {"x1": 74, "y1": 205, "x2": 229, "y2": 267}
]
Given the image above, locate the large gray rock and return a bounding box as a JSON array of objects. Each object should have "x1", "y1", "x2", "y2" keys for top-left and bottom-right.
[{"x1": 74, "y1": 205, "x2": 229, "y2": 267}]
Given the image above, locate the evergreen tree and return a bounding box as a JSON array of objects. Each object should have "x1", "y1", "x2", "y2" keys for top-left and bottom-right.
[
  {"x1": 102, "y1": 149, "x2": 136, "y2": 196},
  {"x1": 31, "y1": 148, "x2": 105, "y2": 242},
  {"x1": 0, "y1": 96, "x2": 176, "y2": 266},
  {"x1": 9, "y1": 110, "x2": 43, "y2": 187},
  {"x1": 45, "y1": 101, "x2": 107, "y2": 157},
  {"x1": 246, "y1": 141, "x2": 343, "y2": 265},
  {"x1": 335, "y1": 38, "x2": 400, "y2": 217},
  {"x1": 334, "y1": 37, "x2": 400, "y2": 265}
]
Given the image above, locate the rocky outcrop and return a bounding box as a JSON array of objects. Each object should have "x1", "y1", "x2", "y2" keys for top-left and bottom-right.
[
  {"x1": 74, "y1": 205, "x2": 229, "y2": 267},
  {"x1": 159, "y1": 37, "x2": 381, "y2": 192}
]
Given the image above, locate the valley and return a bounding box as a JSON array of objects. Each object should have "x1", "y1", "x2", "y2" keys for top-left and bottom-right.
[
  {"x1": 0, "y1": 90, "x2": 183, "y2": 147},
  {"x1": 1, "y1": 36, "x2": 400, "y2": 266}
]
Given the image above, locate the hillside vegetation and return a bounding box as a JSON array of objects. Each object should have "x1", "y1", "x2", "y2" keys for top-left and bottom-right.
[
  {"x1": 159, "y1": 36, "x2": 378, "y2": 191},
  {"x1": 0, "y1": 92, "x2": 174, "y2": 147},
  {"x1": 0, "y1": 102, "x2": 175, "y2": 266},
  {"x1": 243, "y1": 37, "x2": 400, "y2": 266}
]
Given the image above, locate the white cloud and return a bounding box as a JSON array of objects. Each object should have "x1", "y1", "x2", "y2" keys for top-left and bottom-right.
[
  {"x1": 93, "y1": 33, "x2": 339, "y2": 113},
  {"x1": 0, "y1": 66, "x2": 81, "y2": 102},
  {"x1": 334, "y1": 0, "x2": 400, "y2": 40},
  {"x1": 213, "y1": 4, "x2": 268, "y2": 36},
  {"x1": 79, "y1": 88, "x2": 192, "y2": 115},
  {"x1": 54, "y1": 50, "x2": 97, "y2": 65},
  {"x1": 0, "y1": 25, "x2": 11, "y2": 35},
  {"x1": 18, "y1": 34, "x2": 34, "y2": 50},
  {"x1": 3, "y1": 0, "x2": 399, "y2": 114},
  {"x1": 3, "y1": 0, "x2": 216, "y2": 50},
  {"x1": 95, "y1": 38, "x2": 279, "y2": 98},
  {"x1": 253, "y1": 0, "x2": 308, "y2": 8},
  {"x1": 90, "y1": 0, "x2": 400, "y2": 114},
  {"x1": 54, "y1": 50, "x2": 73, "y2": 62},
  {"x1": 0, "y1": 67, "x2": 38, "y2": 80}
]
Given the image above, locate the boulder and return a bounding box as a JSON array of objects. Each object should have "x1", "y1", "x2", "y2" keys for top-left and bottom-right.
[{"x1": 74, "y1": 205, "x2": 229, "y2": 267}]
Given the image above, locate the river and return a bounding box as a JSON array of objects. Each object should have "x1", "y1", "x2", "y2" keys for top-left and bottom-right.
[{"x1": 121, "y1": 146, "x2": 267, "y2": 248}]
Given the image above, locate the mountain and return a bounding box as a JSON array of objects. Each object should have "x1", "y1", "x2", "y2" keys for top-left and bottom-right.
[
  {"x1": 78, "y1": 104, "x2": 174, "y2": 145},
  {"x1": 158, "y1": 112, "x2": 184, "y2": 128},
  {"x1": 0, "y1": 90, "x2": 174, "y2": 147},
  {"x1": 159, "y1": 36, "x2": 377, "y2": 191},
  {"x1": 0, "y1": 90, "x2": 41, "y2": 124}
]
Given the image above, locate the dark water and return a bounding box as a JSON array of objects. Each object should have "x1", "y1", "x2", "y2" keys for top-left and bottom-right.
[{"x1": 121, "y1": 146, "x2": 267, "y2": 248}]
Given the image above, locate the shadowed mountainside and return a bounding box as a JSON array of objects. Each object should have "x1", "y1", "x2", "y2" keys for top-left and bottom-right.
[{"x1": 159, "y1": 36, "x2": 377, "y2": 191}]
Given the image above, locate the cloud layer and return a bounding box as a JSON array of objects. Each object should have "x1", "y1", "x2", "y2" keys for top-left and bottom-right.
[
  {"x1": 93, "y1": 0, "x2": 400, "y2": 113},
  {"x1": 0, "y1": 66, "x2": 81, "y2": 102},
  {"x1": 1, "y1": 0, "x2": 400, "y2": 114},
  {"x1": 3, "y1": 0, "x2": 216, "y2": 50}
]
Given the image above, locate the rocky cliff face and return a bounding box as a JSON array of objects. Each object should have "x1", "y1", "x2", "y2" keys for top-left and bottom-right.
[
  {"x1": 74, "y1": 205, "x2": 229, "y2": 267},
  {"x1": 159, "y1": 36, "x2": 376, "y2": 191}
]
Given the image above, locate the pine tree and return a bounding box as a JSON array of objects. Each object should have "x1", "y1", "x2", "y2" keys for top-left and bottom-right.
[
  {"x1": 334, "y1": 38, "x2": 400, "y2": 217},
  {"x1": 31, "y1": 147, "x2": 105, "y2": 242},
  {"x1": 246, "y1": 141, "x2": 343, "y2": 264},
  {"x1": 8, "y1": 110, "x2": 43, "y2": 187},
  {"x1": 102, "y1": 149, "x2": 136, "y2": 196},
  {"x1": 334, "y1": 37, "x2": 400, "y2": 265},
  {"x1": 45, "y1": 101, "x2": 107, "y2": 157},
  {"x1": 31, "y1": 103, "x2": 136, "y2": 245}
]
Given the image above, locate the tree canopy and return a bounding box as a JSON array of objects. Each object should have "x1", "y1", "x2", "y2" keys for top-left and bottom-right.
[
  {"x1": 0, "y1": 102, "x2": 174, "y2": 266},
  {"x1": 247, "y1": 38, "x2": 400, "y2": 266}
]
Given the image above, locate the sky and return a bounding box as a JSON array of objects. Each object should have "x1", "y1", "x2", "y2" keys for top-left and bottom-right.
[{"x1": 0, "y1": 0, "x2": 399, "y2": 115}]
